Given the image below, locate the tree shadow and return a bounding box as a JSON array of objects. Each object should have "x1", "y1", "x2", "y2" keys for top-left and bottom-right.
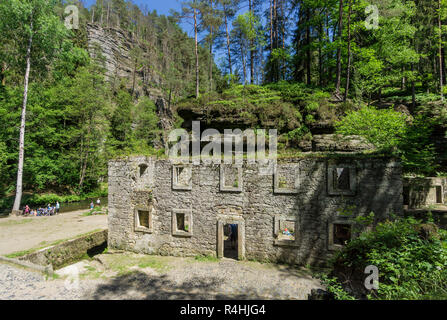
[{"x1": 88, "y1": 271, "x2": 266, "y2": 300}]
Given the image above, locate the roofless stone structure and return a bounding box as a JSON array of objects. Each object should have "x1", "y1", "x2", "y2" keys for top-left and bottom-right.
[{"x1": 108, "y1": 156, "x2": 402, "y2": 266}]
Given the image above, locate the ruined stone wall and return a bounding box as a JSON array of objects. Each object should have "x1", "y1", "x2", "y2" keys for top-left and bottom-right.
[
  {"x1": 403, "y1": 177, "x2": 447, "y2": 208},
  {"x1": 108, "y1": 156, "x2": 402, "y2": 266}
]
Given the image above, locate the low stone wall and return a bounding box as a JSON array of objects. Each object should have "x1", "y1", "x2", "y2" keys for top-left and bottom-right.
[
  {"x1": 18, "y1": 230, "x2": 108, "y2": 269},
  {"x1": 403, "y1": 177, "x2": 447, "y2": 209},
  {"x1": 108, "y1": 156, "x2": 402, "y2": 266}
]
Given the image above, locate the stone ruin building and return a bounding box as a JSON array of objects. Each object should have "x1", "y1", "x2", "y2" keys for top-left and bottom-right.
[
  {"x1": 108, "y1": 156, "x2": 403, "y2": 266},
  {"x1": 403, "y1": 176, "x2": 447, "y2": 228}
]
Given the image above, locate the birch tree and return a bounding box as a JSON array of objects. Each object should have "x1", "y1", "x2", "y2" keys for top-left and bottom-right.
[{"x1": 0, "y1": 0, "x2": 66, "y2": 213}]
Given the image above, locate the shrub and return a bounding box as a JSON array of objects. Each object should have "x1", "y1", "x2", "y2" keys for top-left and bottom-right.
[
  {"x1": 335, "y1": 106, "x2": 407, "y2": 150},
  {"x1": 327, "y1": 217, "x2": 447, "y2": 300},
  {"x1": 335, "y1": 106, "x2": 437, "y2": 174}
]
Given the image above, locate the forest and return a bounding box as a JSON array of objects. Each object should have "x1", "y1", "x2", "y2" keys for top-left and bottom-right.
[
  {"x1": 0, "y1": 0, "x2": 446, "y2": 207},
  {"x1": 1, "y1": 0, "x2": 447, "y2": 300}
]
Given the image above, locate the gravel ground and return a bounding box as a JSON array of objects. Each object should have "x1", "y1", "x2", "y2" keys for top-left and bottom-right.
[{"x1": 0, "y1": 253, "x2": 323, "y2": 300}]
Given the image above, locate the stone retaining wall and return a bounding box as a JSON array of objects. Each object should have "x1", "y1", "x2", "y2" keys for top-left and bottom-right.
[
  {"x1": 18, "y1": 230, "x2": 108, "y2": 269},
  {"x1": 108, "y1": 157, "x2": 402, "y2": 266}
]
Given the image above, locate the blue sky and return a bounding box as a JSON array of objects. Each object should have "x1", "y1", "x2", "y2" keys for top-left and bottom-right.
[
  {"x1": 80, "y1": 0, "x2": 268, "y2": 76},
  {"x1": 83, "y1": 0, "x2": 183, "y2": 17},
  {"x1": 82, "y1": 0, "x2": 191, "y2": 33}
]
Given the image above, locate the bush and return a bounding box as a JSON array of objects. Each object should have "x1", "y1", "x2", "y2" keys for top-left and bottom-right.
[
  {"x1": 326, "y1": 217, "x2": 447, "y2": 300},
  {"x1": 335, "y1": 106, "x2": 407, "y2": 150},
  {"x1": 335, "y1": 106, "x2": 437, "y2": 174}
]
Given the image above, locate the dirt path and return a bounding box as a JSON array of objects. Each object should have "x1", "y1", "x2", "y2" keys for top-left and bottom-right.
[
  {"x1": 0, "y1": 252, "x2": 323, "y2": 300},
  {"x1": 0, "y1": 210, "x2": 107, "y2": 255}
]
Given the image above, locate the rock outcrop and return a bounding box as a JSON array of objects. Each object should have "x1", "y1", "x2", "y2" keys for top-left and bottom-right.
[{"x1": 86, "y1": 23, "x2": 173, "y2": 148}]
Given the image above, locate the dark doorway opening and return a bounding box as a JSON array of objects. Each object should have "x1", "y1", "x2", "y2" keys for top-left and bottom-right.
[
  {"x1": 223, "y1": 223, "x2": 238, "y2": 259},
  {"x1": 436, "y1": 186, "x2": 443, "y2": 204}
]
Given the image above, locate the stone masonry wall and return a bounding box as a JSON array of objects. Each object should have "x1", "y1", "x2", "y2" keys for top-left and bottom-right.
[{"x1": 108, "y1": 156, "x2": 403, "y2": 266}]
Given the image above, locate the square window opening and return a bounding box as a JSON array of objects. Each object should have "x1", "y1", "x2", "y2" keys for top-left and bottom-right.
[
  {"x1": 278, "y1": 220, "x2": 296, "y2": 241},
  {"x1": 333, "y1": 168, "x2": 350, "y2": 191},
  {"x1": 175, "y1": 166, "x2": 191, "y2": 186},
  {"x1": 139, "y1": 164, "x2": 148, "y2": 178},
  {"x1": 333, "y1": 223, "x2": 351, "y2": 246},
  {"x1": 137, "y1": 210, "x2": 150, "y2": 229},
  {"x1": 176, "y1": 213, "x2": 188, "y2": 232}
]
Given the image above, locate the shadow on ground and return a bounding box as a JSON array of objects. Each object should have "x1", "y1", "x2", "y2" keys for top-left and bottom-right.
[{"x1": 89, "y1": 271, "x2": 265, "y2": 300}]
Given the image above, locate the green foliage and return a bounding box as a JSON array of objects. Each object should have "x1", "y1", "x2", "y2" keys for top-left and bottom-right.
[
  {"x1": 335, "y1": 106, "x2": 407, "y2": 150},
  {"x1": 399, "y1": 116, "x2": 437, "y2": 175},
  {"x1": 319, "y1": 274, "x2": 356, "y2": 300},
  {"x1": 330, "y1": 217, "x2": 447, "y2": 300},
  {"x1": 335, "y1": 106, "x2": 437, "y2": 174}
]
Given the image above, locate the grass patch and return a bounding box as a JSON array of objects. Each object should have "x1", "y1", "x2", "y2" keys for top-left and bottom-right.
[
  {"x1": 102, "y1": 253, "x2": 171, "y2": 275},
  {"x1": 81, "y1": 206, "x2": 107, "y2": 216},
  {"x1": 0, "y1": 218, "x2": 33, "y2": 227},
  {"x1": 194, "y1": 254, "x2": 219, "y2": 262},
  {"x1": 79, "y1": 265, "x2": 103, "y2": 279}
]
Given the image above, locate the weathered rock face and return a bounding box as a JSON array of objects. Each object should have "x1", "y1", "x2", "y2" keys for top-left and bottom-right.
[
  {"x1": 108, "y1": 156, "x2": 402, "y2": 266},
  {"x1": 87, "y1": 23, "x2": 133, "y2": 82},
  {"x1": 86, "y1": 23, "x2": 163, "y2": 98},
  {"x1": 310, "y1": 134, "x2": 376, "y2": 152},
  {"x1": 86, "y1": 23, "x2": 173, "y2": 148}
]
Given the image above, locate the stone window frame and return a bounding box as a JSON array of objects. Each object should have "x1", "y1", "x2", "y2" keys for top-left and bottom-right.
[
  {"x1": 432, "y1": 185, "x2": 444, "y2": 204},
  {"x1": 273, "y1": 163, "x2": 300, "y2": 194},
  {"x1": 219, "y1": 164, "x2": 243, "y2": 192},
  {"x1": 134, "y1": 205, "x2": 154, "y2": 233},
  {"x1": 216, "y1": 215, "x2": 245, "y2": 260},
  {"x1": 171, "y1": 208, "x2": 193, "y2": 237},
  {"x1": 327, "y1": 163, "x2": 357, "y2": 196},
  {"x1": 138, "y1": 163, "x2": 148, "y2": 178},
  {"x1": 273, "y1": 215, "x2": 300, "y2": 247},
  {"x1": 172, "y1": 164, "x2": 192, "y2": 191},
  {"x1": 328, "y1": 219, "x2": 354, "y2": 251}
]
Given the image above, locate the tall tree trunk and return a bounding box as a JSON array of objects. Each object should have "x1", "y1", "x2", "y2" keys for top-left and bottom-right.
[
  {"x1": 249, "y1": 0, "x2": 254, "y2": 84},
  {"x1": 306, "y1": 8, "x2": 311, "y2": 86},
  {"x1": 107, "y1": 2, "x2": 110, "y2": 27},
  {"x1": 100, "y1": 0, "x2": 104, "y2": 26},
  {"x1": 0, "y1": 62, "x2": 6, "y2": 86},
  {"x1": 281, "y1": 0, "x2": 286, "y2": 80},
  {"x1": 319, "y1": 12, "x2": 324, "y2": 86},
  {"x1": 335, "y1": 0, "x2": 344, "y2": 98},
  {"x1": 241, "y1": 40, "x2": 247, "y2": 85},
  {"x1": 209, "y1": 0, "x2": 213, "y2": 92},
  {"x1": 224, "y1": 11, "x2": 232, "y2": 77},
  {"x1": 274, "y1": 0, "x2": 279, "y2": 81},
  {"x1": 411, "y1": 63, "x2": 416, "y2": 112},
  {"x1": 132, "y1": 58, "x2": 137, "y2": 96},
  {"x1": 209, "y1": 28, "x2": 213, "y2": 91},
  {"x1": 91, "y1": 7, "x2": 95, "y2": 23},
  {"x1": 12, "y1": 18, "x2": 33, "y2": 214},
  {"x1": 79, "y1": 122, "x2": 91, "y2": 192},
  {"x1": 194, "y1": 7, "x2": 199, "y2": 99},
  {"x1": 439, "y1": 0, "x2": 444, "y2": 99},
  {"x1": 344, "y1": 0, "x2": 352, "y2": 102},
  {"x1": 270, "y1": 0, "x2": 273, "y2": 52},
  {"x1": 325, "y1": 9, "x2": 330, "y2": 85},
  {"x1": 442, "y1": 47, "x2": 446, "y2": 86}
]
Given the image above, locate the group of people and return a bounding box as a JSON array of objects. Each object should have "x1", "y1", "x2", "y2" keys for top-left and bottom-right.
[
  {"x1": 90, "y1": 198, "x2": 101, "y2": 209},
  {"x1": 23, "y1": 202, "x2": 60, "y2": 217}
]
